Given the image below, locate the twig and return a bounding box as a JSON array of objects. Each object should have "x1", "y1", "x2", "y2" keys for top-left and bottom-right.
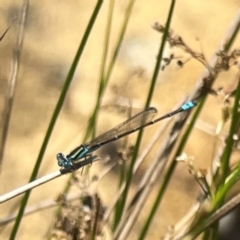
[
  {"x1": 0, "y1": 19, "x2": 16, "y2": 41},
  {"x1": 0, "y1": 192, "x2": 83, "y2": 226},
  {"x1": 0, "y1": 171, "x2": 62, "y2": 204},
  {"x1": 0, "y1": 155, "x2": 98, "y2": 203},
  {"x1": 0, "y1": 1, "x2": 28, "y2": 169},
  {"x1": 173, "y1": 193, "x2": 240, "y2": 240},
  {"x1": 152, "y1": 22, "x2": 211, "y2": 72}
]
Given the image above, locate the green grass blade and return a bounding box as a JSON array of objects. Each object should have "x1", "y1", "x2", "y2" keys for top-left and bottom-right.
[
  {"x1": 115, "y1": 0, "x2": 177, "y2": 232},
  {"x1": 10, "y1": 1, "x2": 103, "y2": 239},
  {"x1": 84, "y1": 0, "x2": 135, "y2": 143},
  {"x1": 138, "y1": 101, "x2": 198, "y2": 240}
]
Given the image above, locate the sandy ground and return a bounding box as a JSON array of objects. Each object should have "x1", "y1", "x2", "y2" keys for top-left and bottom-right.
[{"x1": 0, "y1": 0, "x2": 240, "y2": 239}]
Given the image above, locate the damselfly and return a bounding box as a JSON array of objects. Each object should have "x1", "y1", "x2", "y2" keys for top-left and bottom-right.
[{"x1": 57, "y1": 101, "x2": 197, "y2": 169}]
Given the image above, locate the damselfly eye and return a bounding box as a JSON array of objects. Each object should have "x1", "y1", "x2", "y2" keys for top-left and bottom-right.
[
  {"x1": 56, "y1": 153, "x2": 68, "y2": 167},
  {"x1": 56, "y1": 153, "x2": 63, "y2": 161}
]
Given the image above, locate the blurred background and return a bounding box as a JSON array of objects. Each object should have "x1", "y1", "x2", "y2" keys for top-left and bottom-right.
[{"x1": 0, "y1": 0, "x2": 240, "y2": 239}]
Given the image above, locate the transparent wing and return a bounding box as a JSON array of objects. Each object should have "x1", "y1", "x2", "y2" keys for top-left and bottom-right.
[{"x1": 86, "y1": 107, "x2": 157, "y2": 148}]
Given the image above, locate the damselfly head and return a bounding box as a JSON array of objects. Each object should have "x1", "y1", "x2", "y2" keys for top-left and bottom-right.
[{"x1": 56, "y1": 153, "x2": 70, "y2": 167}]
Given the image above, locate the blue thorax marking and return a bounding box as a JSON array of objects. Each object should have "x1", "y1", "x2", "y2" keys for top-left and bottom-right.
[{"x1": 67, "y1": 144, "x2": 100, "y2": 162}]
